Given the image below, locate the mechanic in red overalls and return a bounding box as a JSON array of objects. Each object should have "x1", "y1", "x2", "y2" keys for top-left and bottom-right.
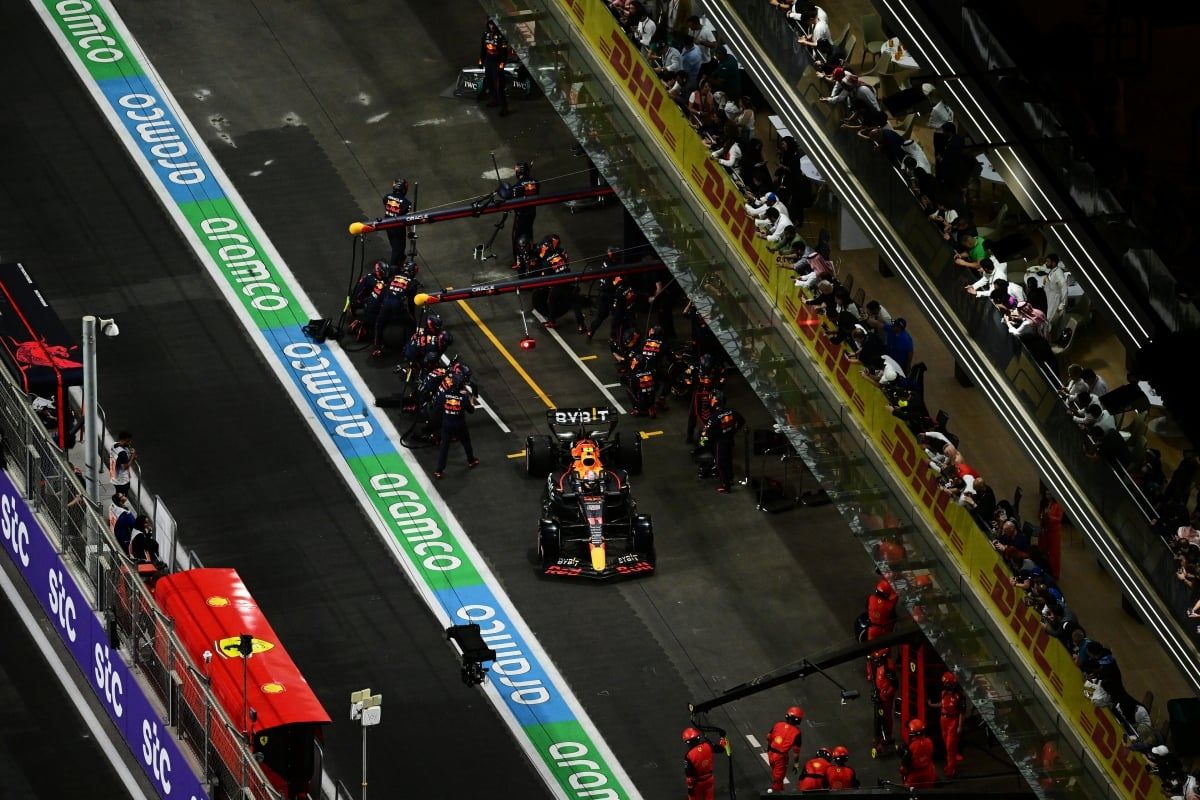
[
  {"x1": 683, "y1": 727, "x2": 724, "y2": 800},
  {"x1": 825, "y1": 745, "x2": 859, "y2": 789},
  {"x1": 865, "y1": 578, "x2": 899, "y2": 677},
  {"x1": 870, "y1": 648, "x2": 898, "y2": 755},
  {"x1": 796, "y1": 746, "x2": 832, "y2": 792},
  {"x1": 936, "y1": 671, "x2": 966, "y2": 776},
  {"x1": 900, "y1": 718, "x2": 937, "y2": 788},
  {"x1": 765, "y1": 706, "x2": 804, "y2": 793}
]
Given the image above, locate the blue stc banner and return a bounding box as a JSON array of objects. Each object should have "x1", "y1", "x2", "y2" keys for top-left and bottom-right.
[{"x1": 0, "y1": 470, "x2": 209, "y2": 800}]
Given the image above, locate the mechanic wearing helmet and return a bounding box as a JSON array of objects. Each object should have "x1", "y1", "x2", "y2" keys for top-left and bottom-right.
[
  {"x1": 514, "y1": 234, "x2": 536, "y2": 275},
  {"x1": 684, "y1": 353, "x2": 725, "y2": 444},
  {"x1": 699, "y1": 390, "x2": 745, "y2": 494},
  {"x1": 350, "y1": 261, "x2": 390, "y2": 340},
  {"x1": 479, "y1": 19, "x2": 510, "y2": 116},
  {"x1": 870, "y1": 648, "x2": 898, "y2": 755},
  {"x1": 508, "y1": 162, "x2": 539, "y2": 264},
  {"x1": 867, "y1": 578, "x2": 899, "y2": 639},
  {"x1": 609, "y1": 284, "x2": 640, "y2": 347},
  {"x1": 371, "y1": 269, "x2": 415, "y2": 357},
  {"x1": 411, "y1": 351, "x2": 448, "y2": 411},
  {"x1": 682, "y1": 727, "x2": 727, "y2": 800},
  {"x1": 627, "y1": 360, "x2": 659, "y2": 418},
  {"x1": 402, "y1": 314, "x2": 454, "y2": 369},
  {"x1": 382, "y1": 178, "x2": 411, "y2": 266},
  {"x1": 899, "y1": 718, "x2": 937, "y2": 788},
  {"x1": 586, "y1": 248, "x2": 623, "y2": 341},
  {"x1": 539, "y1": 240, "x2": 587, "y2": 332},
  {"x1": 765, "y1": 706, "x2": 804, "y2": 794},
  {"x1": 825, "y1": 745, "x2": 859, "y2": 789},
  {"x1": 432, "y1": 375, "x2": 479, "y2": 478},
  {"x1": 932, "y1": 671, "x2": 966, "y2": 776},
  {"x1": 796, "y1": 746, "x2": 832, "y2": 792}
]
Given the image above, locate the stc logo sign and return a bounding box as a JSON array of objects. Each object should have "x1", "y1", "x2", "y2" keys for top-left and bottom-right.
[
  {"x1": 142, "y1": 719, "x2": 173, "y2": 795},
  {"x1": 94, "y1": 643, "x2": 124, "y2": 718},
  {"x1": 1, "y1": 491, "x2": 32, "y2": 568},
  {"x1": 48, "y1": 567, "x2": 78, "y2": 643}
]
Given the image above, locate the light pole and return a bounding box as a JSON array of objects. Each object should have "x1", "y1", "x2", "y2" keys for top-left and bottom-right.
[
  {"x1": 81, "y1": 314, "x2": 119, "y2": 505},
  {"x1": 349, "y1": 689, "x2": 381, "y2": 800}
]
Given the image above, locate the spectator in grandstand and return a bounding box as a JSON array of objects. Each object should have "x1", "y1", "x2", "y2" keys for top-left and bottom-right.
[
  {"x1": 954, "y1": 233, "x2": 992, "y2": 274},
  {"x1": 768, "y1": 225, "x2": 805, "y2": 261},
  {"x1": 755, "y1": 207, "x2": 793, "y2": 244},
  {"x1": 1027, "y1": 253, "x2": 1070, "y2": 326},
  {"x1": 966, "y1": 475, "x2": 996, "y2": 522},
  {"x1": 126, "y1": 515, "x2": 161, "y2": 566},
  {"x1": 861, "y1": 352, "x2": 906, "y2": 387},
  {"x1": 631, "y1": 5, "x2": 657, "y2": 50},
  {"x1": 1059, "y1": 363, "x2": 1087, "y2": 401},
  {"x1": 929, "y1": 200, "x2": 961, "y2": 241},
  {"x1": 686, "y1": 14, "x2": 719, "y2": 66},
  {"x1": 746, "y1": 191, "x2": 788, "y2": 226},
  {"x1": 965, "y1": 256, "x2": 1006, "y2": 296},
  {"x1": 793, "y1": 247, "x2": 835, "y2": 290},
  {"x1": 883, "y1": 318, "x2": 914, "y2": 373},
  {"x1": 709, "y1": 45, "x2": 741, "y2": 95},
  {"x1": 652, "y1": 38, "x2": 683, "y2": 80},
  {"x1": 657, "y1": 0, "x2": 692, "y2": 40},
  {"x1": 665, "y1": 70, "x2": 689, "y2": 105},
  {"x1": 1024, "y1": 276, "x2": 1049, "y2": 315},
  {"x1": 710, "y1": 133, "x2": 742, "y2": 170},
  {"x1": 678, "y1": 34, "x2": 703, "y2": 91},
  {"x1": 1081, "y1": 367, "x2": 1109, "y2": 398},
  {"x1": 989, "y1": 279, "x2": 1024, "y2": 311},
  {"x1": 805, "y1": 279, "x2": 837, "y2": 316},
  {"x1": 1006, "y1": 301, "x2": 1050, "y2": 342},
  {"x1": 846, "y1": 324, "x2": 884, "y2": 366},
  {"x1": 860, "y1": 299, "x2": 894, "y2": 337},
  {"x1": 731, "y1": 96, "x2": 756, "y2": 144},
  {"x1": 109, "y1": 430, "x2": 136, "y2": 498},
  {"x1": 688, "y1": 78, "x2": 721, "y2": 134}
]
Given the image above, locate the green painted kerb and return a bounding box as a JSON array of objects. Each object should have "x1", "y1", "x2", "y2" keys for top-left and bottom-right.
[
  {"x1": 527, "y1": 720, "x2": 634, "y2": 800},
  {"x1": 346, "y1": 454, "x2": 484, "y2": 590},
  {"x1": 179, "y1": 200, "x2": 307, "y2": 329},
  {"x1": 43, "y1": 0, "x2": 140, "y2": 82}
]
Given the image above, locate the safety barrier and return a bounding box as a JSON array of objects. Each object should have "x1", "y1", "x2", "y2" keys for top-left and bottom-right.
[
  {"x1": 0, "y1": 363, "x2": 282, "y2": 800},
  {"x1": 491, "y1": 1, "x2": 1154, "y2": 796}
]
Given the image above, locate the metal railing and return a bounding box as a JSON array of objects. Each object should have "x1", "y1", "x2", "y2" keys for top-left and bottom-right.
[{"x1": 0, "y1": 366, "x2": 281, "y2": 800}]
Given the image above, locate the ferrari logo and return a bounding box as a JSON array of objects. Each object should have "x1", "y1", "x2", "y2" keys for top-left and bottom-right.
[
  {"x1": 217, "y1": 636, "x2": 275, "y2": 658},
  {"x1": 261, "y1": 682, "x2": 286, "y2": 694},
  {"x1": 206, "y1": 596, "x2": 229, "y2": 607}
]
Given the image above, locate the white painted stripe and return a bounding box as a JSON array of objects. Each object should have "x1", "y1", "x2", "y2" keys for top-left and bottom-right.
[
  {"x1": 530, "y1": 310, "x2": 628, "y2": 412},
  {"x1": 0, "y1": 564, "x2": 151, "y2": 800},
  {"x1": 33, "y1": 3, "x2": 642, "y2": 797},
  {"x1": 745, "y1": 733, "x2": 761, "y2": 748}
]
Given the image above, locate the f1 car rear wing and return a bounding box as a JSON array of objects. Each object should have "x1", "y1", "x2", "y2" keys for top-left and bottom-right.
[{"x1": 547, "y1": 406, "x2": 618, "y2": 440}]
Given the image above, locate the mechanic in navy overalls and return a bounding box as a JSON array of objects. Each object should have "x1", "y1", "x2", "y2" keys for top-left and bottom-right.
[
  {"x1": 505, "y1": 162, "x2": 539, "y2": 265},
  {"x1": 382, "y1": 178, "x2": 411, "y2": 266},
  {"x1": 699, "y1": 390, "x2": 745, "y2": 494},
  {"x1": 371, "y1": 270, "x2": 415, "y2": 357},
  {"x1": 402, "y1": 314, "x2": 453, "y2": 369},
  {"x1": 433, "y1": 376, "x2": 479, "y2": 478},
  {"x1": 586, "y1": 248, "x2": 622, "y2": 342},
  {"x1": 684, "y1": 353, "x2": 724, "y2": 444},
  {"x1": 479, "y1": 19, "x2": 510, "y2": 116}
]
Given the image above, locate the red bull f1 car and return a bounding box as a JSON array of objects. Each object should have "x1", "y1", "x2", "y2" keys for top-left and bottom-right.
[{"x1": 524, "y1": 407, "x2": 654, "y2": 579}]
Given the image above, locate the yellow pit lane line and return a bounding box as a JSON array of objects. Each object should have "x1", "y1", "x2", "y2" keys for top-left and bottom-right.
[{"x1": 456, "y1": 299, "x2": 554, "y2": 409}]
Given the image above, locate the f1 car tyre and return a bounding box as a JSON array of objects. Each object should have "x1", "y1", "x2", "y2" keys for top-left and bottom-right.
[
  {"x1": 632, "y1": 514, "x2": 655, "y2": 563},
  {"x1": 525, "y1": 435, "x2": 556, "y2": 478},
  {"x1": 538, "y1": 519, "x2": 561, "y2": 570}
]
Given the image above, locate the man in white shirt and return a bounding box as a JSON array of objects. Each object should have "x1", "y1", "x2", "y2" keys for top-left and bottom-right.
[
  {"x1": 745, "y1": 192, "x2": 789, "y2": 228},
  {"x1": 756, "y1": 207, "x2": 793, "y2": 244},
  {"x1": 686, "y1": 15, "x2": 718, "y2": 64},
  {"x1": 652, "y1": 40, "x2": 682, "y2": 79},
  {"x1": 1027, "y1": 252, "x2": 1070, "y2": 325},
  {"x1": 711, "y1": 138, "x2": 741, "y2": 169},
  {"x1": 864, "y1": 353, "x2": 906, "y2": 386},
  {"x1": 965, "y1": 256, "x2": 1007, "y2": 296},
  {"x1": 1082, "y1": 368, "x2": 1108, "y2": 398},
  {"x1": 635, "y1": 14, "x2": 657, "y2": 49}
]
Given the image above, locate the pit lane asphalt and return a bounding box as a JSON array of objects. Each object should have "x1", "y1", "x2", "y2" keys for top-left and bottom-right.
[{"x1": 1, "y1": 0, "x2": 1018, "y2": 796}]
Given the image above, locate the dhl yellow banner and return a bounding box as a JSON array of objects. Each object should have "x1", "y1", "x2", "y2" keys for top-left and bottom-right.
[{"x1": 556, "y1": 1, "x2": 1151, "y2": 795}]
